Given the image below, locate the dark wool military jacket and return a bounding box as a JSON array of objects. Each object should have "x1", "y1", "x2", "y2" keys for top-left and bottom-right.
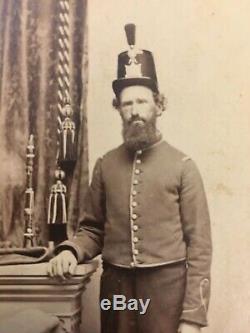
[{"x1": 59, "y1": 140, "x2": 212, "y2": 327}]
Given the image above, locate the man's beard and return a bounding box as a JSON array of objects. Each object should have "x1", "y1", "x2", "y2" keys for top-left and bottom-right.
[{"x1": 122, "y1": 116, "x2": 159, "y2": 152}]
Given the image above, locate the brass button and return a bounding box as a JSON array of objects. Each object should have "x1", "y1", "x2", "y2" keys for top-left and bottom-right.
[
  {"x1": 136, "y1": 159, "x2": 141, "y2": 164},
  {"x1": 132, "y1": 213, "x2": 137, "y2": 220},
  {"x1": 130, "y1": 262, "x2": 135, "y2": 267},
  {"x1": 133, "y1": 225, "x2": 138, "y2": 231},
  {"x1": 132, "y1": 201, "x2": 137, "y2": 207},
  {"x1": 133, "y1": 179, "x2": 139, "y2": 185},
  {"x1": 135, "y1": 169, "x2": 140, "y2": 175},
  {"x1": 133, "y1": 249, "x2": 139, "y2": 255},
  {"x1": 133, "y1": 237, "x2": 139, "y2": 243},
  {"x1": 137, "y1": 150, "x2": 142, "y2": 155},
  {"x1": 132, "y1": 190, "x2": 137, "y2": 196}
]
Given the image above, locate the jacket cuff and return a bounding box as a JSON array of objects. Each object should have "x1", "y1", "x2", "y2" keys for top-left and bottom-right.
[
  {"x1": 180, "y1": 278, "x2": 210, "y2": 327},
  {"x1": 180, "y1": 305, "x2": 208, "y2": 327},
  {"x1": 54, "y1": 240, "x2": 85, "y2": 263}
]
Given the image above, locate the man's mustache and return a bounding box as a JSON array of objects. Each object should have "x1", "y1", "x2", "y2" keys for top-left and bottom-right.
[{"x1": 127, "y1": 116, "x2": 145, "y2": 125}]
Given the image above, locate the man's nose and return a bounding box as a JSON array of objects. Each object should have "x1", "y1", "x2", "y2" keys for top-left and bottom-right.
[{"x1": 131, "y1": 103, "x2": 139, "y2": 117}]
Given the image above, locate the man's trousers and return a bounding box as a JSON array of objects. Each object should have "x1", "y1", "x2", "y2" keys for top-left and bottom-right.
[{"x1": 100, "y1": 261, "x2": 187, "y2": 333}]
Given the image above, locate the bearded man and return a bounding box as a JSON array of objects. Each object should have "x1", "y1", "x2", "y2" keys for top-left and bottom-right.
[{"x1": 48, "y1": 24, "x2": 212, "y2": 333}]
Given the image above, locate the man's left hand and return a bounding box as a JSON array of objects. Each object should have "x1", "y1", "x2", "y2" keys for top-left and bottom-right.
[{"x1": 178, "y1": 322, "x2": 201, "y2": 333}]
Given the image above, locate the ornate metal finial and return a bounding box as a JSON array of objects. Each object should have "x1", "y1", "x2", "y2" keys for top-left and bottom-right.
[{"x1": 23, "y1": 134, "x2": 36, "y2": 248}]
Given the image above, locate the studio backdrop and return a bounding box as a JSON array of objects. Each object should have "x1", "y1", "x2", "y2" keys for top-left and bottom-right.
[{"x1": 0, "y1": 0, "x2": 89, "y2": 247}]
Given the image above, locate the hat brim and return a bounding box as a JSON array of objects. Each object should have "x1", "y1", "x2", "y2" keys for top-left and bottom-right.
[{"x1": 112, "y1": 77, "x2": 158, "y2": 96}]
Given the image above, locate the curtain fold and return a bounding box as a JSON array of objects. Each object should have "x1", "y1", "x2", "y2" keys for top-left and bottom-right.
[{"x1": 0, "y1": 0, "x2": 89, "y2": 247}]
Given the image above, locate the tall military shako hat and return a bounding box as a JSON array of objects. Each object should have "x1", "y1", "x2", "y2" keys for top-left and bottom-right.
[{"x1": 112, "y1": 23, "x2": 159, "y2": 96}]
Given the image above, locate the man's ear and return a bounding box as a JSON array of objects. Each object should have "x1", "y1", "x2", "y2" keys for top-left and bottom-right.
[
  {"x1": 155, "y1": 105, "x2": 163, "y2": 117},
  {"x1": 112, "y1": 97, "x2": 120, "y2": 111},
  {"x1": 154, "y1": 93, "x2": 167, "y2": 116}
]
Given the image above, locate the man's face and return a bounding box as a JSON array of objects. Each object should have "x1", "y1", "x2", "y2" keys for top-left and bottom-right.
[
  {"x1": 118, "y1": 85, "x2": 161, "y2": 151},
  {"x1": 119, "y1": 85, "x2": 158, "y2": 124}
]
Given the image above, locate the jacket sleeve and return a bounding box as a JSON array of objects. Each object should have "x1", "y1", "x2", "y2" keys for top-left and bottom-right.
[
  {"x1": 55, "y1": 158, "x2": 105, "y2": 262},
  {"x1": 179, "y1": 158, "x2": 212, "y2": 327}
]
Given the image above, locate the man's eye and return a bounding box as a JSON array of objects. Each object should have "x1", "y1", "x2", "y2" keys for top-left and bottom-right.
[
  {"x1": 121, "y1": 102, "x2": 132, "y2": 107},
  {"x1": 137, "y1": 99, "x2": 147, "y2": 104}
]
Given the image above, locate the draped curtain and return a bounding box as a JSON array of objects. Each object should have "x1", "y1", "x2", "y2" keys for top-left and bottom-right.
[{"x1": 0, "y1": 0, "x2": 89, "y2": 247}]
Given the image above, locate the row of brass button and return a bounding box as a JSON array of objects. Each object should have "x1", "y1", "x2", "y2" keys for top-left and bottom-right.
[{"x1": 130, "y1": 151, "x2": 142, "y2": 266}]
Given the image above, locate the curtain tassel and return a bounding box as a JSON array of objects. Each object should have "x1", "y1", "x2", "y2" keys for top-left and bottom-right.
[
  {"x1": 47, "y1": 169, "x2": 68, "y2": 244},
  {"x1": 58, "y1": 100, "x2": 77, "y2": 163}
]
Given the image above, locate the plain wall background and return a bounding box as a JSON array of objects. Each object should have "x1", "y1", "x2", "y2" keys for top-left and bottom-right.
[{"x1": 82, "y1": 1, "x2": 250, "y2": 332}]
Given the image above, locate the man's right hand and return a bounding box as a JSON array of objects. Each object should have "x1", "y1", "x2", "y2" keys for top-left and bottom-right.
[{"x1": 47, "y1": 250, "x2": 77, "y2": 279}]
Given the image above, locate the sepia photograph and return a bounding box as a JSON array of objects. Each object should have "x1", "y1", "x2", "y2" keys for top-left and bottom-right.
[{"x1": 0, "y1": 1, "x2": 249, "y2": 332}]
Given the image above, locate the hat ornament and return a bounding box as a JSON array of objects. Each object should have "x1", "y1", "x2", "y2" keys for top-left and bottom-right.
[{"x1": 124, "y1": 24, "x2": 143, "y2": 78}]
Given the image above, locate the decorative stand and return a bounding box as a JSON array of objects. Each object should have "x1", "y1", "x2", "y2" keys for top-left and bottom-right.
[{"x1": 0, "y1": 260, "x2": 98, "y2": 333}]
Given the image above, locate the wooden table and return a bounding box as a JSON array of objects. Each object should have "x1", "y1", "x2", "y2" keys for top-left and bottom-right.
[{"x1": 0, "y1": 261, "x2": 98, "y2": 333}]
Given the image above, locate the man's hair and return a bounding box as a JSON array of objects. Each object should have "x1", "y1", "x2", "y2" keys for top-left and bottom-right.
[{"x1": 112, "y1": 91, "x2": 167, "y2": 112}]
